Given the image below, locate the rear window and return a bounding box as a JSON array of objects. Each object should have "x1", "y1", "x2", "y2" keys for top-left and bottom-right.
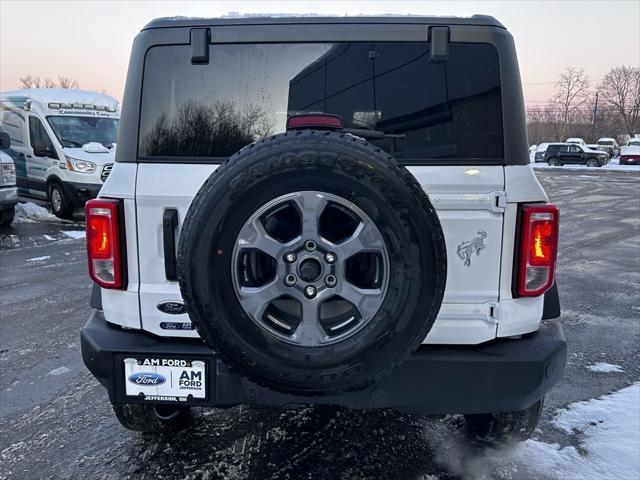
[
  {"x1": 548, "y1": 145, "x2": 566, "y2": 152},
  {"x1": 138, "y1": 42, "x2": 503, "y2": 163}
]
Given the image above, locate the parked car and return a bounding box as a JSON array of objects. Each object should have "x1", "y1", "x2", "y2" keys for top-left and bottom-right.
[
  {"x1": 626, "y1": 138, "x2": 640, "y2": 147},
  {"x1": 81, "y1": 15, "x2": 565, "y2": 443},
  {"x1": 596, "y1": 137, "x2": 619, "y2": 158},
  {"x1": 619, "y1": 145, "x2": 640, "y2": 165},
  {"x1": 565, "y1": 137, "x2": 586, "y2": 145},
  {"x1": 545, "y1": 143, "x2": 609, "y2": 167},
  {"x1": 0, "y1": 130, "x2": 17, "y2": 226},
  {"x1": 0, "y1": 89, "x2": 119, "y2": 218}
]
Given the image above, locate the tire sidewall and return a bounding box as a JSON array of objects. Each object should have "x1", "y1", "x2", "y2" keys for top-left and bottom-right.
[{"x1": 48, "y1": 182, "x2": 70, "y2": 218}]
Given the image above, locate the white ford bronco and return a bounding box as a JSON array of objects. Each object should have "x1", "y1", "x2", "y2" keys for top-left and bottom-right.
[{"x1": 81, "y1": 15, "x2": 566, "y2": 442}]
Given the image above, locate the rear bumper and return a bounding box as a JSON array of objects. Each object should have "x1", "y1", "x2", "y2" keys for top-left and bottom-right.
[
  {"x1": 60, "y1": 181, "x2": 102, "y2": 206},
  {"x1": 81, "y1": 310, "x2": 566, "y2": 414},
  {"x1": 620, "y1": 158, "x2": 640, "y2": 165}
]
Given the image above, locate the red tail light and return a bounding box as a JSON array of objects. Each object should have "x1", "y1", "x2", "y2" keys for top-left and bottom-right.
[
  {"x1": 286, "y1": 114, "x2": 343, "y2": 130},
  {"x1": 515, "y1": 203, "x2": 559, "y2": 297},
  {"x1": 85, "y1": 198, "x2": 126, "y2": 289}
]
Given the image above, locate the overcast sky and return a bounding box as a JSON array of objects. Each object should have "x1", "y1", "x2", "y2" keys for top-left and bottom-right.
[{"x1": 1, "y1": 0, "x2": 638, "y2": 106}]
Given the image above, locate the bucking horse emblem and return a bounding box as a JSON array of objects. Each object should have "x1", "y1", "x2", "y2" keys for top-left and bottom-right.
[{"x1": 457, "y1": 231, "x2": 487, "y2": 267}]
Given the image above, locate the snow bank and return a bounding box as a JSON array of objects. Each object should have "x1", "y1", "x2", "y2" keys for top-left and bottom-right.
[
  {"x1": 14, "y1": 202, "x2": 58, "y2": 223},
  {"x1": 533, "y1": 160, "x2": 640, "y2": 173},
  {"x1": 519, "y1": 383, "x2": 640, "y2": 480},
  {"x1": 588, "y1": 362, "x2": 624, "y2": 373},
  {"x1": 63, "y1": 230, "x2": 86, "y2": 239}
]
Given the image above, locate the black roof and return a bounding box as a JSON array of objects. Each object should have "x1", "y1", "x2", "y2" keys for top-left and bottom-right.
[{"x1": 143, "y1": 15, "x2": 504, "y2": 31}]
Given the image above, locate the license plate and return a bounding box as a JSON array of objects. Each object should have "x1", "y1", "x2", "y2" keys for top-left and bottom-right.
[{"x1": 123, "y1": 357, "x2": 206, "y2": 401}]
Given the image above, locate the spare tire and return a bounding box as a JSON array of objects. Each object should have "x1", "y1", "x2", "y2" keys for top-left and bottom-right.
[{"x1": 178, "y1": 130, "x2": 446, "y2": 396}]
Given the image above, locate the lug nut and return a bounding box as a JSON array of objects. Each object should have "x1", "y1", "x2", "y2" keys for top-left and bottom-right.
[
  {"x1": 284, "y1": 252, "x2": 297, "y2": 263},
  {"x1": 284, "y1": 274, "x2": 297, "y2": 287},
  {"x1": 304, "y1": 240, "x2": 317, "y2": 251},
  {"x1": 325, "y1": 275, "x2": 337, "y2": 288},
  {"x1": 304, "y1": 285, "x2": 317, "y2": 299},
  {"x1": 325, "y1": 252, "x2": 337, "y2": 264}
]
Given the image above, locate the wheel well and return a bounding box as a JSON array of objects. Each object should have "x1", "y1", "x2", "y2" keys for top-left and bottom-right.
[{"x1": 46, "y1": 177, "x2": 63, "y2": 199}]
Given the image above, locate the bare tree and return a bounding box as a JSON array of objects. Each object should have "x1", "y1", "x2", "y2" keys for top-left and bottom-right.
[
  {"x1": 550, "y1": 67, "x2": 592, "y2": 138},
  {"x1": 19, "y1": 74, "x2": 81, "y2": 90},
  {"x1": 57, "y1": 76, "x2": 79, "y2": 89},
  {"x1": 599, "y1": 65, "x2": 640, "y2": 137},
  {"x1": 19, "y1": 74, "x2": 42, "y2": 88}
]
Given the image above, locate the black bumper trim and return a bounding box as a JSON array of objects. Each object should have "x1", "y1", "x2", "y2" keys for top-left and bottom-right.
[
  {"x1": 81, "y1": 311, "x2": 566, "y2": 414},
  {"x1": 542, "y1": 283, "x2": 561, "y2": 320},
  {"x1": 59, "y1": 180, "x2": 102, "y2": 206}
]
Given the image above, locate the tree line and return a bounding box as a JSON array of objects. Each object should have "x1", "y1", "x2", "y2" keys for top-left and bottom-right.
[
  {"x1": 526, "y1": 65, "x2": 640, "y2": 145},
  {"x1": 19, "y1": 74, "x2": 80, "y2": 90},
  {"x1": 18, "y1": 74, "x2": 108, "y2": 95},
  {"x1": 139, "y1": 100, "x2": 275, "y2": 157}
]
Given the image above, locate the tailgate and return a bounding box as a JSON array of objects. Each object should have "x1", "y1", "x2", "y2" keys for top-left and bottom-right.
[{"x1": 135, "y1": 164, "x2": 504, "y2": 343}]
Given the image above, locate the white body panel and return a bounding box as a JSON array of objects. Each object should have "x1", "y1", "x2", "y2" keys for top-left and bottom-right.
[
  {"x1": 134, "y1": 163, "x2": 215, "y2": 337},
  {"x1": 98, "y1": 163, "x2": 141, "y2": 329}
]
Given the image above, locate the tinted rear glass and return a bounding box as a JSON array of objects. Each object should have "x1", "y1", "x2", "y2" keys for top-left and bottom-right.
[
  {"x1": 547, "y1": 145, "x2": 566, "y2": 153},
  {"x1": 139, "y1": 43, "x2": 503, "y2": 162}
]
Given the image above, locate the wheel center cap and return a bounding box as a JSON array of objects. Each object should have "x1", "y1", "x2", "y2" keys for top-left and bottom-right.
[{"x1": 298, "y1": 258, "x2": 322, "y2": 283}]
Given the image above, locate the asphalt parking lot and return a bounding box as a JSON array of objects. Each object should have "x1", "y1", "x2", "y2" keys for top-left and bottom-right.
[{"x1": 1, "y1": 169, "x2": 638, "y2": 480}]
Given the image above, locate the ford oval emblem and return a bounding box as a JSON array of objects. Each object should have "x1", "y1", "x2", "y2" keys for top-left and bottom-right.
[
  {"x1": 157, "y1": 301, "x2": 187, "y2": 315},
  {"x1": 128, "y1": 372, "x2": 166, "y2": 386}
]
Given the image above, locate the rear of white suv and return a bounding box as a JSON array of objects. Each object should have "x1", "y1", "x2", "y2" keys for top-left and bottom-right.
[{"x1": 81, "y1": 16, "x2": 566, "y2": 441}]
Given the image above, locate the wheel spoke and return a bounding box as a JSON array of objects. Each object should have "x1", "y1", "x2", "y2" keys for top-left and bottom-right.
[
  {"x1": 238, "y1": 281, "x2": 284, "y2": 320},
  {"x1": 237, "y1": 218, "x2": 285, "y2": 259},
  {"x1": 293, "y1": 301, "x2": 326, "y2": 346},
  {"x1": 292, "y1": 192, "x2": 327, "y2": 239},
  {"x1": 335, "y1": 221, "x2": 385, "y2": 259},
  {"x1": 335, "y1": 282, "x2": 383, "y2": 321}
]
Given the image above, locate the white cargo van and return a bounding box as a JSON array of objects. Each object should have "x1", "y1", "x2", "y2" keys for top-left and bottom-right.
[{"x1": 0, "y1": 89, "x2": 119, "y2": 218}]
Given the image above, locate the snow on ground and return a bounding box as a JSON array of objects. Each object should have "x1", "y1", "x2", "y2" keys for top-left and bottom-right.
[
  {"x1": 424, "y1": 383, "x2": 640, "y2": 480},
  {"x1": 588, "y1": 362, "x2": 625, "y2": 373},
  {"x1": 519, "y1": 383, "x2": 640, "y2": 480},
  {"x1": 47, "y1": 366, "x2": 70, "y2": 376},
  {"x1": 26, "y1": 255, "x2": 50, "y2": 263},
  {"x1": 532, "y1": 158, "x2": 640, "y2": 172},
  {"x1": 13, "y1": 202, "x2": 58, "y2": 223},
  {"x1": 62, "y1": 230, "x2": 86, "y2": 239}
]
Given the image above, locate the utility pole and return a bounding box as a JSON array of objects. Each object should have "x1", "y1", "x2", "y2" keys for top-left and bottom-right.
[{"x1": 592, "y1": 91, "x2": 599, "y2": 142}]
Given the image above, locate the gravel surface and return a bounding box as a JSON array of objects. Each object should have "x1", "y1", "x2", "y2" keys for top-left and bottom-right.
[{"x1": 1, "y1": 170, "x2": 638, "y2": 480}]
